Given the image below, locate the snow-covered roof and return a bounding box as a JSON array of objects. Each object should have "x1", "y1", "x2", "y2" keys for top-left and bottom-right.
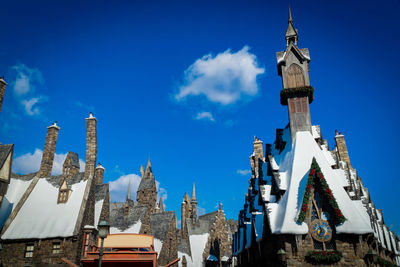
[
  {"x1": 0, "y1": 177, "x2": 35, "y2": 229},
  {"x1": 2, "y1": 176, "x2": 88, "y2": 239},
  {"x1": 266, "y1": 131, "x2": 372, "y2": 235}
]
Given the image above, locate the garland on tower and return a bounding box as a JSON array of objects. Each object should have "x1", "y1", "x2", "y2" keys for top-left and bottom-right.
[
  {"x1": 305, "y1": 250, "x2": 343, "y2": 264},
  {"x1": 297, "y1": 158, "x2": 346, "y2": 224},
  {"x1": 280, "y1": 85, "x2": 314, "y2": 105}
]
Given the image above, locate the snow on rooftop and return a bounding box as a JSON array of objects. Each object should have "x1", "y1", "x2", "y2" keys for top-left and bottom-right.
[
  {"x1": 260, "y1": 185, "x2": 271, "y2": 202},
  {"x1": 189, "y1": 233, "x2": 209, "y2": 267},
  {"x1": 0, "y1": 178, "x2": 34, "y2": 229},
  {"x1": 266, "y1": 131, "x2": 372, "y2": 235},
  {"x1": 94, "y1": 199, "x2": 104, "y2": 227},
  {"x1": 311, "y1": 125, "x2": 321, "y2": 139},
  {"x1": 110, "y1": 220, "x2": 142, "y2": 234},
  {"x1": 332, "y1": 169, "x2": 349, "y2": 188},
  {"x1": 2, "y1": 178, "x2": 87, "y2": 239},
  {"x1": 383, "y1": 226, "x2": 392, "y2": 252}
]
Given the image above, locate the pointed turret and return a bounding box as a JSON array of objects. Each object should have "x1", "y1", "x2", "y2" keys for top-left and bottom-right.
[
  {"x1": 137, "y1": 158, "x2": 157, "y2": 211},
  {"x1": 191, "y1": 181, "x2": 197, "y2": 201},
  {"x1": 159, "y1": 197, "x2": 164, "y2": 213},
  {"x1": 126, "y1": 179, "x2": 131, "y2": 201},
  {"x1": 144, "y1": 158, "x2": 152, "y2": 177},
  {"x1": 140, "y1": 164, "x2": 144, "y2": 178},
  {"x1": 285, "y1": 6, "x2": 298, "y2": 46}
]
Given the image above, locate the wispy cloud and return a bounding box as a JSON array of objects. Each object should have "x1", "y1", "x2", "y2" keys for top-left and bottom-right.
[
  {"x1": 236, "y1": 169, "x2": 251, "y2": 176},
  {"x1": 12, "y1": 149, "x2": 85, "y2": 175},
  {"x1": 195, "y1": 111, "x2": 215, "y2": 122},
  {"x1": 12, "y1": 64, "x2": 44, "y2": 96},
  {"x1": 175, "y1": 46, "x2": 264, "y2": 106},
  {"x1": 12, "y1": 64, "x2": 47, "y2": 116}
]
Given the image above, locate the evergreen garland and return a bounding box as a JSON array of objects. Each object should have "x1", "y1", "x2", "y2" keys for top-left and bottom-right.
[
  {"x1": 280, "y1": 85, "x2": 314, "y2": 105},
  {"x1": 297, "y1": 158, "x2": 346, "y2": 224},
  {"x1": 305, "y1": 250, "x2": 343, "y2": 264}
]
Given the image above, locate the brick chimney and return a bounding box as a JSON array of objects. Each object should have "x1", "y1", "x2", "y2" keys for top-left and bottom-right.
[
  {"x1": 38, "y1": 122, "x2": 60, "y2": 178},
  {"x1": 0, "y1": 76, "x2": 7, "y2": 113},
  {"x1": 95, "y1": 163, "x2": 105, "y2": 184},
  {"x1": 84, "y1": 112, "x2": 97, "y2": 181}
]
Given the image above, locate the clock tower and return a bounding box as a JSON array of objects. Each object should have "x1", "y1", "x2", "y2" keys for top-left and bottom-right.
[{"x1": 276, "y1": 8, "x2": 313, "y2": 142}]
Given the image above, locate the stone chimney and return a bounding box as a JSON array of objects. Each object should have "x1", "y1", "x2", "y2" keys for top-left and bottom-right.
[
  {"x1": 38, "y1": 122, "x2": 60, "y2": 178},
  {"x1": 95, "y1": 163, "x2": 105, "y2": 184},
  {"x1": 253, "y1": 137, "x2": 264, "y2": 160},
  {"x1": 334, "y1": 131, "x2": 352, "y2": 168},
  {"x1": 84, "y1": 112, "x2": 97, "y2": 181},
  {"x1": 0, "y1": 76, "x2": 7, "y2": 113}
]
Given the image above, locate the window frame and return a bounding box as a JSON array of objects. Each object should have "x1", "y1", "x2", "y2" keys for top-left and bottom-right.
[{"x1": 25, "y1": 243, "x2": 34, "y2": 258}]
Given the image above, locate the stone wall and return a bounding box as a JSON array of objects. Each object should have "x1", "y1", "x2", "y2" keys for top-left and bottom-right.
[
  {"x1": 38, "y1": 123, "x2": 59, "y2": 178},
  {"x1": 0, "y1": 236, "x2": 79, "y2": 266},
  {"x1": 203, "y1": 208, "x2": 232, "y2": 264},
  {"x1": 158, "y1": 216, "x2": 178, "y2": 266}
]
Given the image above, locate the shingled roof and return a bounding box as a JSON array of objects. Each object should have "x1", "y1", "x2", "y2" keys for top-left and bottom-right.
[
  {"x1": 150, "y1": 211, "x2": 174, "y2": 241},
  {"x1": 110, "y1": 205, "x2": 148, "y2": 232},
  {"x1": 0, "y1": 144, "x2": 13, "y2": 170},
  {"x1": 66, "y1": 151, "x2": 80, "y2": 168}
]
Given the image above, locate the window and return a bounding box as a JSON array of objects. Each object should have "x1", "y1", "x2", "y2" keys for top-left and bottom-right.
[
  {"x1": 52, "y1": 242, "x2": 61, "y2": 254},
  {"x1": 58, "y1": 190, "x2": 68, "y2": 203},
  {"x1": 25, "y1": 244, "x2": 34, "y2": 258}
]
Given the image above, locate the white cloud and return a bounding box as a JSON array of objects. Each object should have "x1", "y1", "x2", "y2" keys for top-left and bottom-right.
[
  {"x1": 109, "y1": 174, "x2": 142, "y2": 202},
  {"x1": 236, "y1": 169, "x2": 251, "y2": 176},
  {"x1": 12, "y1": 64, "x2": 44, "y2": 96},
  {"x1": 195, "y1": 111, "x2": 215, "y2": 122},
  {"x1": 108, "y1": 174, "x2": 168, "y2": 204},
  {"x1": 12, "y1": 149, "x2": 85, "y2": 175},
  {"x1": 175, "y1": 46, "x2": 264, "y2": 105},
  {"x1": 21, "y1": 97, "x2": 44, "y2": 116},
  {"x1": 12, "y1": 64, "x2": 47, "y2": 116}
]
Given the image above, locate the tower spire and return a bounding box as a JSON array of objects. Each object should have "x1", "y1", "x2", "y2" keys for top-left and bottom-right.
[
  {"x1": 191, "y1": 181, "x2": 197, "y2": 201},
  {"x1": 285, "y1": 6, "x2": 298, "y2": 46},
  {"x1": 126, "y1": 178, "x2": 131, "y2": 201}
]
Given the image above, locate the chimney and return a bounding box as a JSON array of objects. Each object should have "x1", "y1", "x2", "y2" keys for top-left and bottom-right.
[
  {"x1": 253, "y1": 137, "x2": 263, "y2": 160},
  {"x1": 38, "y1": 122, "x2": 60, "y2": 178},
  {"x1": 95, "y1": 163, "x2": 105, "y2": 184},
  {"x1": 0, "y1": 76, "x2": 7, "y2": 113},
  {"x1": 84, "y1": 112, "x2": 97, "y2": 181},
  {"x1": 334, "y1": 131, "x2": 352, "y2": 168}
]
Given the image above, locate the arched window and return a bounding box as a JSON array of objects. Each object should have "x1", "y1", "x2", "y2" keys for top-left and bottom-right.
[{"x1": 287, "y1": 64, "x2": 305, "y2": 88}]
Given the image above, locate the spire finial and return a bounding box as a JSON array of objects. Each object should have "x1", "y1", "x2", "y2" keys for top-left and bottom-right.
[
  {"x1": 191, "y1": 181, "x2": 197, "y2": 201},
  {"x1": 288, "y1": 5, "x2": 293, "y2": 23},
  {"x1": 285, "y1": 6, "x2": 298, "y2": 46}
]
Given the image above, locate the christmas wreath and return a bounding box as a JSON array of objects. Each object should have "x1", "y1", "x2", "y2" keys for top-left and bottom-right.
[
  {"x1": 280, "y1": 85, "x2": 314, "y2": 105},
  {"x1": 305, "y1": 250, "x2": 343, "y2": 264},
  {"x1": 297, "y1": 158, "x2": 346, "y2": 224}
]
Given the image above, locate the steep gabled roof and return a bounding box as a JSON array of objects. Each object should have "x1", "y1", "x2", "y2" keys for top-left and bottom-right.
[
  {"x1": 1, "y1": 172, "x2": 88, "y2": 239},
  {"x1": 0, "y1": 144, "x2": 13, "y2": 170},
  {"x1": 266, "y1": 131, "x2": 372, "y2": 235},
  {"x1": 110, "y1": 205, "x2": 148, "y2": 233}
]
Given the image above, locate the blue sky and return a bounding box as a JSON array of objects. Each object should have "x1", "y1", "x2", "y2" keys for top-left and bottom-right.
[{"x1": 1, "y1": 0, "x2": 399, "y2": 232}]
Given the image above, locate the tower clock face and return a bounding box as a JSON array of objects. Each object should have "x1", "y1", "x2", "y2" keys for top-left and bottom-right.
[{"x1": 310, "y1": 219, "x2": 332, "y2": 242}]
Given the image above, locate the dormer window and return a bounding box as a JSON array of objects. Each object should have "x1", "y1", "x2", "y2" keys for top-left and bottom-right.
[{"x1": 58, "y1": 179, "x2": 71, "y2": 204}]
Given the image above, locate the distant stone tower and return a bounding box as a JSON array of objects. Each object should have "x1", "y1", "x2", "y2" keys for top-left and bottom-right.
[
  {"x1": 136, "y1": 159, "x2": 157, "y2": 211},
  {"x1": 276, "y1": 8, "x2": 313, "y2": 142},
  {"x1": 0, "y1": 76, "x2": 7, "y2": 113},
  {"x1": 38, "y1": 122, "x2": 60, "y2": 178}
]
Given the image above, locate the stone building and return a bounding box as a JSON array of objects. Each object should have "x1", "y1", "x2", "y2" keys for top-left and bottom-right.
[
  {"x1": 177, "y1": 183, "x2": 235, "y2": 267},
  {"x1": 232, "y1": 9, "x2": 400, "y2": 267},
  {"x1": 0, "y1": 113, "x2": 110, "y2": 266},
  {"x1": 109, "y1": 160, "x2": 178, "y2": 266}
]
